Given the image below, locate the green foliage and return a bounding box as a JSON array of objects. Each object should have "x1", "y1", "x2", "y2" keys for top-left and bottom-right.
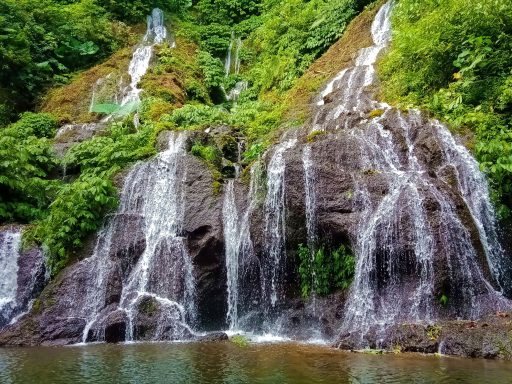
[
  {"x1": 379, "y1": 0, "x2": 512, "y2": 216},
  {"x1": 8, "y1": 112, "x2": 58, "y2": 138},
  {"x1": 246, "y1": 0, "x2": 364, "y2": 93},
  {"x1": 297, "y1": 242, "x2": 355, "y2": 298},
  {"x1": 0, "y1": 113, "x2": 60, "y2": 222},
  {"x1": 99, "y1": 0, "x2": 191, "y2": 22},
  {"x1": 29, "y1": 175, "x2": 118, "y2": 275},
  {"x1": 0, "y1": 0, "x2": 130, "y2": 116},
  {"x1": 195, "y1": 0, "x2": 261, "y2": 26},
  {"x1": 190, "y1": 142, "x2": 222, "y2": 168},
  {"x1": 63, "y1": 122, "x2": 157, "y2": 176},
  {"x1": 166, "y1": 104, "x2": 229, "y2": 127},
  {"x1": 197, "y1": 50, "x2": 227, "y2": 90}
]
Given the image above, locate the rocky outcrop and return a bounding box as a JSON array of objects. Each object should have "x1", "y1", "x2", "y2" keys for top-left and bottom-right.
[
  {"x1": 335, "y1": 312, "x2": 512, "y2": 360},
  {"x1": 0, "y1": 132, "x2": 226, "y2": 346}
]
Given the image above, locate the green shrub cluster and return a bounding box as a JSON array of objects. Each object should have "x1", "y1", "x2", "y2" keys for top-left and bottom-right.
[
  {"x1": 379, "y1": 0, "x2": 512, "y2": 216},
  {"x1": 0, "y1": 113, "x2": 60, "y2": 222},
  {"x1": 28, "y1": 175, "x2": 118, "y2": 275},
  {"x1": 297, "y1": 243, "x2": 355, "y2": 298},
  {"x1": 245, "y1": 0, "x2": 370, "y2": 93}
]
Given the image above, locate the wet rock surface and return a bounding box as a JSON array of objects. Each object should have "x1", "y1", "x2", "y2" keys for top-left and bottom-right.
[{"x1": 335, "y1": 312, "x2": 512, "y2": 359}]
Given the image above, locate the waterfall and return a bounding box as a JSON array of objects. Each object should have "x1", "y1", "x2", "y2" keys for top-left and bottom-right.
[
  {"x1": 223, "y1": 180, "x2": 241, "y2": 329},
  {"x1": 263, "y1": 138, "x2": 297, "y2": 315},
  {"x1": 224, "y1": 32, "x2": 242, "y2": 76},
  {"x1": 302, "y1": 145, "x2": 319, "y2": 297},
  {"x1": 120, "y1": 8, "x2": 169, "y2": 110},
  {"x1": 88, "y1": 8, "x2": 172, "y2": 123},
  {"x1": 223, "y1": 164, "x2": 262, "y2": 330},
  {"x1": 81, "y1": 132, "x2": 196, "y2": 342},
  {"x1": 0, "y1": 229, "x2": 45, "y2": 329},
  {"x1": 305, "y1": 1, "x2": 511, "y2": 345},
  {"x1": 224, "y1": 32, "x2": 248, "y2": 102},
  {"x1": 0, "y1": 231, "x2": 21, "y2": 326}
]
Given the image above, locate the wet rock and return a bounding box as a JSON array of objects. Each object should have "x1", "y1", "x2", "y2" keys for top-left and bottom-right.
[
  {"x1": 334, "y1": 313, "x2": 512, "y2": 359},
  {"x1": 183, "y1": 155, "x2": 226, "y2": 331},
  {"x1": 104, "y1": 310, "x2": 128, "y2": 343},
  {"x1": 53, "y1": 123, "x2": 106, "y2": 158},
  {"x1": 196, "y1": 332, "x2": 229, "y2": 343}
]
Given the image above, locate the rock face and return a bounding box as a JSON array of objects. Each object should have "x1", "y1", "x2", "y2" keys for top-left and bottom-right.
[{"x1": 335, "y1": 312, "x2": 512, "y2": 360}]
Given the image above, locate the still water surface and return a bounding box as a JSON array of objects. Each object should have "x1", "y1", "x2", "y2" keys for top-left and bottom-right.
[{"x1": 1, "y1": 342, "x2": 511, "y2": 383}]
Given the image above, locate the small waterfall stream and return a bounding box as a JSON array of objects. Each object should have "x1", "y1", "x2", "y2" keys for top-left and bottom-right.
[
  {"x1": 0, "y1": 231, "x2": 21, "y2": 325},
  {"x1": 89, "y1": 8, "x2": 172, "y2": 124},
  {"x1": 0, "y1": 229, "x2": 45, "y2": 329},
  {"x1": 224, "y1": 32, "x2": 248, "y2": 102},
  {"x1": 263, "y1": 138, "x2": 297, "y2": 318},
  {"x1": 223, "y1": 180, "x2": 241, "y2": 329},
  {"x1": 223, "y1": 165, "x2": 262, "y2": 331},
  {"x1": 121, "y1": 9, "x2": 169, "y2": 108},
  {"x1": 81, "y1": 132, "x2": 196, "y2": 342}
]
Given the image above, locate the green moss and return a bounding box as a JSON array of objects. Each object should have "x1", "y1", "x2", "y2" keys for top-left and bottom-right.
[
  {"x1": 306, "y1": 130, "x2": 326, "y2": 143},
  {"x1": 212, "y1": 180, "x2": 223, "y2": 196},
  {"x1": 230, "y1": 334, "x2": 250, "y2": 347},
  {"x1": 362, "y1": 169, "x2": 381, "y2": 176},
  {"x1": 191, "y1": 143, "x2": 222, "y2": 167},
  {"x1": 368, "y1": 109, "x2": 385, "y2": 118},
  {"x1": 138, "y1": 297, "x2": 158, "y2": 317},
  {"x1": 426, "y1": 325, "x2": 442, "y2": 341}
]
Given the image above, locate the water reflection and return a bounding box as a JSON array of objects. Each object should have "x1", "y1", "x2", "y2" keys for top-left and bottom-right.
[{"x1": 0, "y1": 343, "x2": 511, "y2": 383}]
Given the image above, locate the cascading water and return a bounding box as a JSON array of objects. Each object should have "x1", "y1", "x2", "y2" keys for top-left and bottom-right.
[
  {"x1": 120, "y1": 8, "x2": 170, "y2": 110},
  {"x1": 306, "y1": 1, "x2": 511, "y2": 346},
  {"x1": 223, "y1": 164, "x2": 263, "y2": 331},
  {"x1": 0, "y1": 231, "x2": 21, "y2": 326},
  {"x1": 0, "y1": 229, "x2": 45, "y2": 329},
  {"x1": 223, "y1": 180, "x2": 241, "y2": 329},
  {"x1": 81, "y1": 132, "x2": 197, "y2": 342},
  {"x1": 302, "y1": 144, "x2": 320, "y2": 299},
  {"x1": 224, "y1": 32, "x2": 242, "y2": 76},
  {"x1": 88, "y1": 8, "x2": 172, "y2": 124},
  {"x1": 224, "y1": 32, "x2": 248, "y2": 102},
  {"x1": 263, "y1": 138, "x2": 297, "y2": 316}
]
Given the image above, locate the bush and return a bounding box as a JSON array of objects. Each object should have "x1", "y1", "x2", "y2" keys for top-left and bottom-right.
[
  {"x1": 29, "y1": 175, "x2": 118, "y2": 275},
  {"x1": 166, "y1": 104, "x2": 229, "y2": 127},
  {"x1": 190, "y1": 142, "x2": 222, "y2": 168},
  {"x1": 297, "y1": 242, "x2": 355, "y2": 297},
  {"x1": 0, "y1": 114, "x2": 60, "y2": 223},
  {"x1": 8, "y1": 113, "x2": 58, "y2": 139}
]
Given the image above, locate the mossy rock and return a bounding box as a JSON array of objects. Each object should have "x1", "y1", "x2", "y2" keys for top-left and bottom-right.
[
  {"x1": 368, "y1": 109, "x2": 385, "y2": 118},
  {"x1": 307, "y1": 129, "x2": 326, "y2": 143},
  {"x1": 137, "y1": 296, "x2": 159, "y2": 317},
  {"x1": 230, "y1": 334, "x2": 250, "y2": 347}
]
